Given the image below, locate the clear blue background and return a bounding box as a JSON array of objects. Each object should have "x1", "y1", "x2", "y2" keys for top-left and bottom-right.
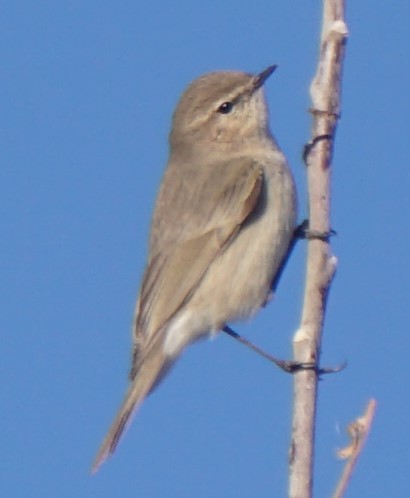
[{"x1": 2, "y1": 1, "x2": 409, "y2": 497}]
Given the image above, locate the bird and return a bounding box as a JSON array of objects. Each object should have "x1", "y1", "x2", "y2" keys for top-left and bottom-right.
[{"x1": 92, "y1": 65, "x2": 297, "y2": 471}]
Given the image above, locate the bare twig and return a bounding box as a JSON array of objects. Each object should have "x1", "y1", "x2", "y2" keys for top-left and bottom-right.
[
  {"x1": 288, "y1": 2, "x2": 348, "y2": 497},
  {"x1": 332, "y1": 399, "x2": 377, "y2": 498}
]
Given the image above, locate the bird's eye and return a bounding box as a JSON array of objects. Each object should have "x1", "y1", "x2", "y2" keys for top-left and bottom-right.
[{"x1": 217, "y1": 101, "x2": 234, "y2": 114}]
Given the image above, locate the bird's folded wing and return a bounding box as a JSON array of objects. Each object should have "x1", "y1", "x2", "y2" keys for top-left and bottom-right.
[{"x1": 131, "y1": 159, "x2": 264, "y2": 376}]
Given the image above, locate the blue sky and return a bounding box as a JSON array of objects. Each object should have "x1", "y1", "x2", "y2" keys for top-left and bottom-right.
[{"x1": 2, "y1": 1, "x2": 409, "y2": 497}]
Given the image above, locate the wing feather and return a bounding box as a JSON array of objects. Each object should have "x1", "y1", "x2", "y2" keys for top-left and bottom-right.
[{"x1": 130, "y1": 158, "x2": 264, "y2": 378}]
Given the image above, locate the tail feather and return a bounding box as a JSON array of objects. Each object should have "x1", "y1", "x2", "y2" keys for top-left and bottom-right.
[{"x1": 91, "y1": 347, "x2": 169, "y2": 473}]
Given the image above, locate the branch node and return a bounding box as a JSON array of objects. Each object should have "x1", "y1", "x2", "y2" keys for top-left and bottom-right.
[
  {"x1": 309, "y1": 108, "x2": 341, "y2": 119},
  {"x1": 328, "y1": 20, "x2": 349, "y2": 40},
  {"x1": 327, "y1": 254, "x2": 338, "y2": 279}
]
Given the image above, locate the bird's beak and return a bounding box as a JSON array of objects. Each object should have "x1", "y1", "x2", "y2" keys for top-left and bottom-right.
[{"x1": 253, "y1": 65, "x2": 278, "y2": 90}]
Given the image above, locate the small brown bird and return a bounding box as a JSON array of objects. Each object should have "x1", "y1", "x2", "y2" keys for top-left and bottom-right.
[{"x1": 92, "y1": 65, "x2": 297, "y2": 471}]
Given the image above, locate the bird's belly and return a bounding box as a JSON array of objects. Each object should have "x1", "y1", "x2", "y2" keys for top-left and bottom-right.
[{"x1": 163, "y1": 165, "x2": 296, "y2": 356}]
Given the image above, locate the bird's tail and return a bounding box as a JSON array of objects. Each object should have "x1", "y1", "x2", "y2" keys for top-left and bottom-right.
[{"x1": 91, "y1": 346, "x2": 170, "y2": 473}]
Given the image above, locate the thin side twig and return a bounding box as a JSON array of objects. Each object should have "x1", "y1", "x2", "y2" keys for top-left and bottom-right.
[
  {"x1": 288, "y1": 2, "x2": 348, "y2": 497},
  {"x1": 332, "y1": 399, "x2": 377, "y2": 498}
]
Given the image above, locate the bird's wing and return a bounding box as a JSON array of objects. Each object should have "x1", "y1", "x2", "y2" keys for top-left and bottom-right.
[
  {"x1": 130, "y1": 158, "x2": 264, "y2": 377},
  {"x1": 92, "y1": 158, "x2": 264, "y2": 471}
]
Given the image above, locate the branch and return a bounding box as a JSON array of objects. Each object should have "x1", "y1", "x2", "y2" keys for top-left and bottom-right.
[
  {"x1": 332, "y1": 399, "x2": 377, "y2": 498},
  {"x1": 288, "y1": 2, "x2": 348, "y2": 497}
]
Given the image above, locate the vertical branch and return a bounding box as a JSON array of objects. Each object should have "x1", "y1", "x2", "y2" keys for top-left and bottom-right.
[{"x1": 288, "y1": 2, "x2": 348, "y2": 498}]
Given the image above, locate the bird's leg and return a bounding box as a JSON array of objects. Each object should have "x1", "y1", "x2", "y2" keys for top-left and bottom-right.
[
  {"x1": 222, "y1": 325, "x2": 345, "y2": 376},
  {"x1": 302, "y1": 132, "x2": 334, "y2": 164},
  {"x1": 294, "y1": 219, "x2": 336, "y2": 243}
]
